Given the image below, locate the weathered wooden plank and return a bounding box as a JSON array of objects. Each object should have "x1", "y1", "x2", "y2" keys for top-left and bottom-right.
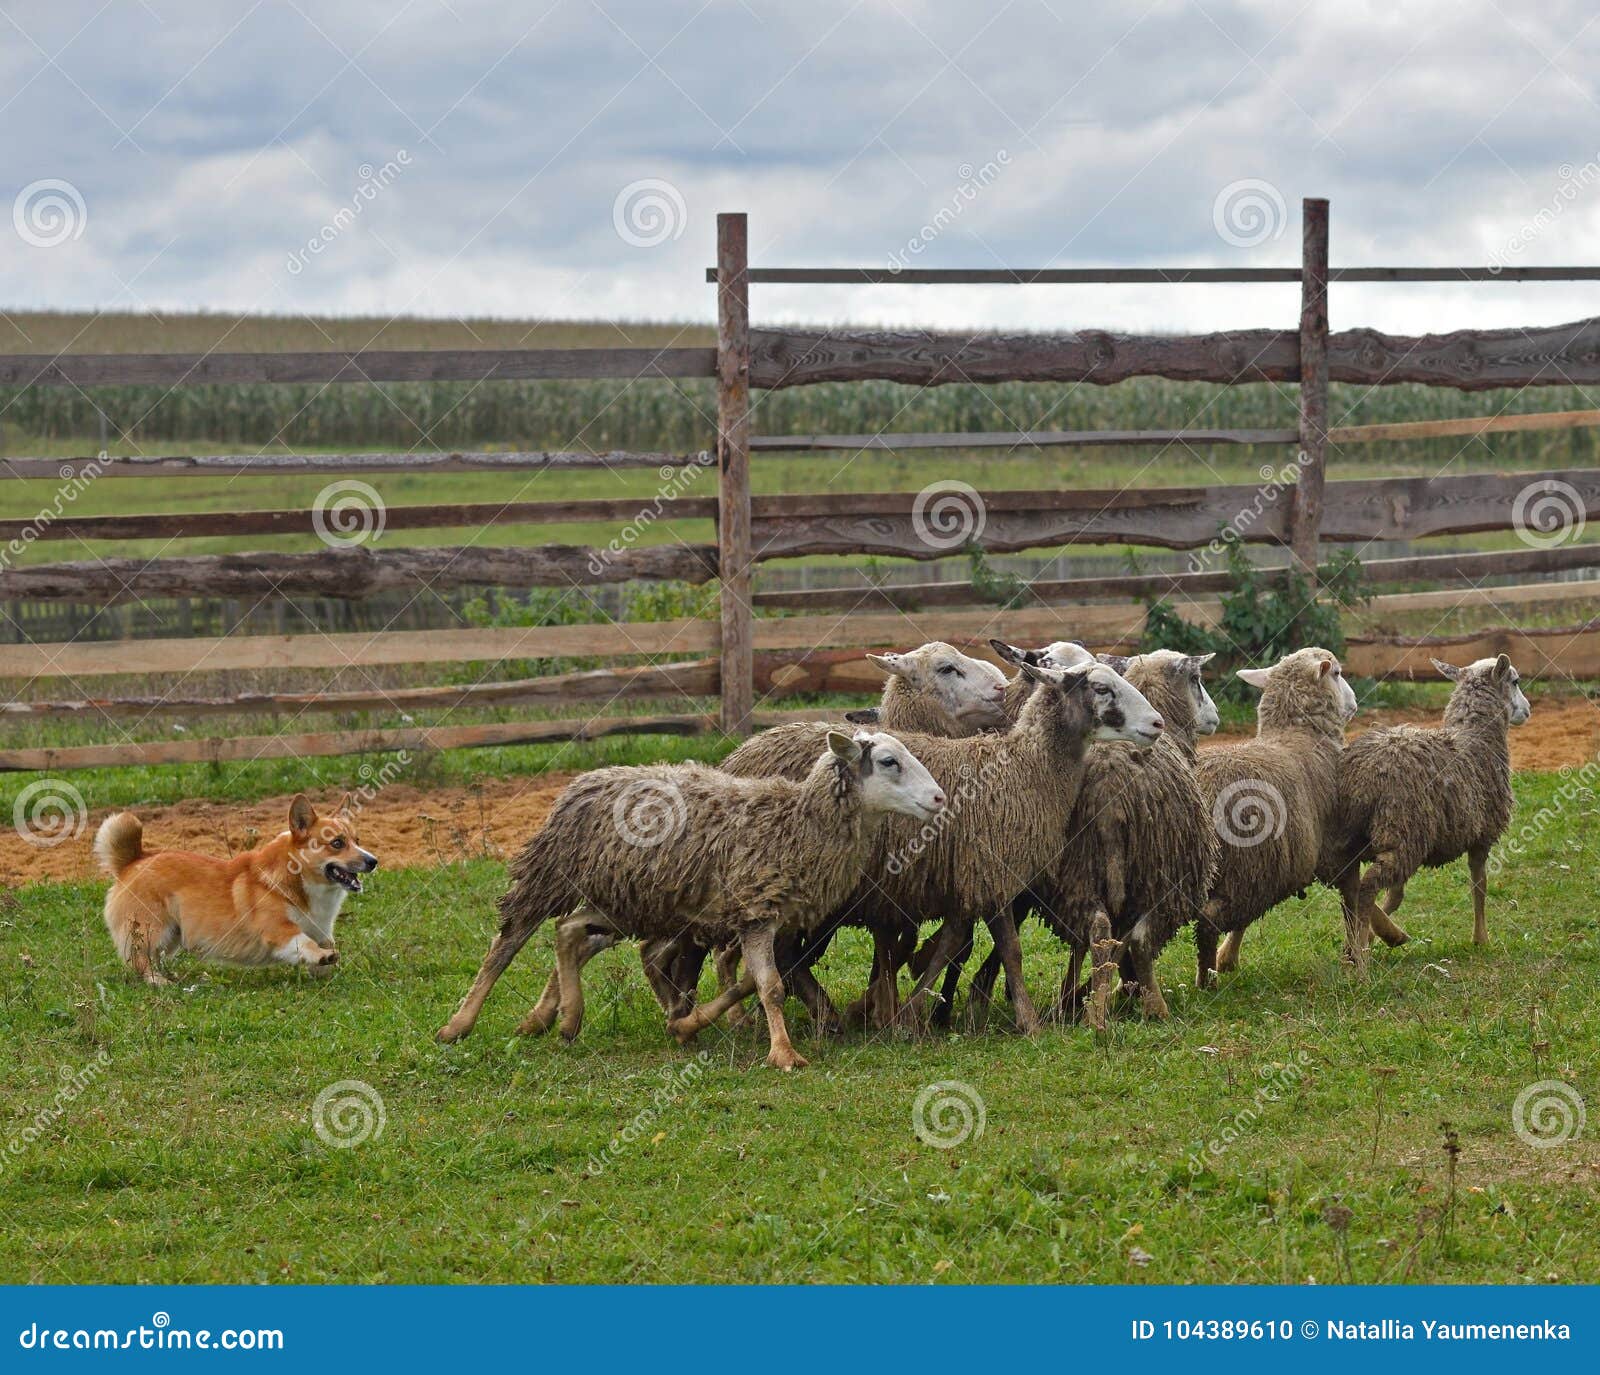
[
  {"x1": 749, "y1": 318, "x2": 1600, "y2": 391},
  {"x1": 0, "y1": 494, "x2": 719, "y2": 544},
  {"x1": 1345, "y1": 621, "x2": 1600, "y2": 680},
  {"x1": 0, "y1": 347, "x2": 717, "y2": 389},
  {"x1": 0, "y1": 450, "x2": 706, "y2": 481},
  {"x1": 708, "y1": 267, "x2": 1600, "y2": 284},
  {"x1": 0, "y1": 543, "x2": 720, "y2": 603},
  {"x1": 1332, "y1": 409, "x2": 1600, "y2": 445},
  {"x1": 0, "y1": 660, "x2": 725, "y2": 720},
  {"x1": 717, "y1": 212, "x2": 755, "y2": 735},
  {"x1": 0, "y1": 707, "x2": 831, "y2": 774},
  {"x1": 748, "y1": 469, "x2": 1600, "y2": 557},
  {"x1": 753, "y1": 543, "x2": 1600, "y2": 612},
  {"x1": 750, "y1": 427, "x2": 1301, "y2": 451}
]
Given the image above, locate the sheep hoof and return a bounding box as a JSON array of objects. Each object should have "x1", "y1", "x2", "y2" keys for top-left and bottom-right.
[
  {"x1": 666, "y1": 1016, "x2": 699, "y2": 1045},
  {"x1": 766, "y1": 1048, "x2": 808, "y2": 1071},
  {"x1": 1139, "y1": 989, "x2": 1170, "y2": 1020},
  {"x1": 436, "y1": 1020, "x2": 468, "y2": 1044}
]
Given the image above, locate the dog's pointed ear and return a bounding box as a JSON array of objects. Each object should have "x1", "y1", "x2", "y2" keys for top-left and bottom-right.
[
  {"x1": 289, "y1": 793, "x2": 316, "y2": 836},
  {"x1": 337, "y1": 792, "x2": 354, "y2": 816}
]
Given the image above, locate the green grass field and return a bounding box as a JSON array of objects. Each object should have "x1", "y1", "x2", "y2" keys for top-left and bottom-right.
[{"x1": 2, "y1": 769, "x2": 1594, "y2": 1284}]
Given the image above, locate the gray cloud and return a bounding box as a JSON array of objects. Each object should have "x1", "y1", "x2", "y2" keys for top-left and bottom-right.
[{"x1": 4, "y1": 0, "x2": 1600, "y2": 334}]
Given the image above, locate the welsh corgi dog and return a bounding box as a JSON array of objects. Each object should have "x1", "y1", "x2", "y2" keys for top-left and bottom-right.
[{"x1": 95, "y1": 793, "x2": 378, "y2": 986}]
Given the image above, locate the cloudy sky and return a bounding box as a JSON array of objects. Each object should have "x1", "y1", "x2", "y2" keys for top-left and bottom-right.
[{"x1": 4, "y1": 0, "x2": 1600, "y2": 334}]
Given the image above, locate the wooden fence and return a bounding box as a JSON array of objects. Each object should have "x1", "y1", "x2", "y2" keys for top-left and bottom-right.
[{"x1": 4, "y1": 196, "x2": 1600, "y2": 770}]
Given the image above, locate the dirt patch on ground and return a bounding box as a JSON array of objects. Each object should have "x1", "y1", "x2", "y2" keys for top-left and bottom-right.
[{"x1": 5, "y1": 698, "x2": 1597, "y2": 886}]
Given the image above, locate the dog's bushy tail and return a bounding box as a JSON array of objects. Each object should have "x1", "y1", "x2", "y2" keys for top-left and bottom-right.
[{"x1": 94, "y1": 812, "x2": 144, "y2": 880}]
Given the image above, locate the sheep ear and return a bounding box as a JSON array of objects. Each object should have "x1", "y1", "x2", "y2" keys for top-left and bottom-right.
[
  {"x1": 826, "y1": 730, "x2": 863, "y2": 763},
  {"x1": 1493, "y1": 653, "x2": 1512, "y2": 678},
  {"x1": 843, "y1": 707, "x2": 881, "y2": 726},
  {"x1": 1095, "y1": 653, "x2": 1132, "y2": 674},
  {"x1": 1235, "y1": 667, "x2": 1272, "y2": 691},
  {"x1": 1018, "y1": 661, "x2": 1060, "y2": 685},
  {"x1": 1430, "y1": 658, "x2": 1464, "y2": 682},
  {"x1": 288, "y1": 793, "x2": 316, "y2": 836},
  {"x1": 866, "y1": 652, "x2": 908, "y2": 678},
  {"x1": 1190, "y1": 652, "x2": 1216, "y2": 667},
  {"x1": 987, "y1": 638, "x2": 1025, "y2": 666}
]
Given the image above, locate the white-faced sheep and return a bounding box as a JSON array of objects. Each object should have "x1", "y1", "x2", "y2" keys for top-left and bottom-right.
[
  {"x1": 723, "y1": 660, "x2": 1167, "y2": 1034},
  {"x1": 950, "y1": 644, "x2": 1221, "y2": 1029},
  {"x1": 1321, "y1": 654, "x2": 1530, "y2": 969},
  {"x1": 1195, "y1": 646, "x2": 1358, "y2": 988},
  {"x1": 435, "y1": 731, "x2": 945, "y2": 1069},
  {"x1": 643, "y1": 641, "x2": 1014, "y2": 1029}
]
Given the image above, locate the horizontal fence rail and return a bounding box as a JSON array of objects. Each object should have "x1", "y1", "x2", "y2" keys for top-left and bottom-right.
[
  {"x1": 0, "y1": 450, "x2": 708, "y2": 481},
  {"x1": 746, "y1": 319, "x2": 1600, "y2": 391},
  {"x1": 0, "y1": 347, "x2": 716, "y2": 389},
  {"x1": 707, "y1": 267, "x2": 1600, "y2": 284}
]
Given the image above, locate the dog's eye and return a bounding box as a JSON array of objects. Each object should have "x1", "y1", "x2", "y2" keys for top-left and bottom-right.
[{"x1": 330, "y1": 838, "x2": 345, "y2": 851}]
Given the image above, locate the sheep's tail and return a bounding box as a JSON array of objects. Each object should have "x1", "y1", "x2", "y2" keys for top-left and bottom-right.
[
  {"x1": 495, "y1": 836, "x2": 575, "y2": 940},
  {"x1": 93, "y1": 812, "x2": 144, "y2": 880}
]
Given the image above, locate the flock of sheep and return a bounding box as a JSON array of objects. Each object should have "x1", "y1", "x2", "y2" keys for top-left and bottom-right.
[{"x1": 437, "y1": 637, "x2": 1530, "y2": 1069}]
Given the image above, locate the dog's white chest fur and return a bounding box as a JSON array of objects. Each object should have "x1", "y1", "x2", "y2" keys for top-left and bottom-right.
[{"x1": 294, "y1": 885, "x2": 347, "y2": 948}]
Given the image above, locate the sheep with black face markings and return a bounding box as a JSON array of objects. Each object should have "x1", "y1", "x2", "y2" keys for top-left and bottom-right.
[
  {"x1": 1320, "y1": 654, "x2": 1530, "y2": 969},
  {"x1": 435, "y1": 730, "x2": 945, "y2": 1069},
  {"x1": 724, "y1": 659, "x2": 1167, "y2": 1034}
]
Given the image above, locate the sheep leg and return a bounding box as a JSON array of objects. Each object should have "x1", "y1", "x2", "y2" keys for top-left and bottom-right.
[
  {"x1": 859, "y1": 926, "x2": 905, "y2": 1030},
  {"x1": 1354, "y1": 852, "x2": 1407, "y2": 969},
  {"x1": 741, "y1": 926, "x2": 807, "y2": 1071},
  {"x1": 966, "y1": 946, "x2": 1003, "y2": 1030},
  {"x1": 1468, "y1": 846, "x2": 1490, "y2": 945},
  {"x1": 667, "y1": 970, "x2": 758, "y2": 1044},
  {"x1": 897, "y1": 918, "x2": 968, "y2": 1033},
  {"x1": 1368, "y1": 882, "x2": 1411, "y2": 947},
  {"x1": 713, "y1": 941, "x2": 753, "y2": 1029},
  {"x1": 982, "y1": 906, "x2": 1042, "y2": 1035},
  {"x1": 438, "y1": 906, "x2": 558, "y2": 1043},
  {"x1": 931, "y1": 924, "x2": 974, "y2": 1030},
  {"x1": 1052, "y1": 944, "x2": 1086, "y2": 1022},
  {"x1": 518, "y1": 923, "x2": 615, "y2": 1035},
  {"x1": 1122, "y1": 917, "x2": 1169, "y2": 1020},
  {"x1": 555, "y1": 916, "x2": 595, "y2": 1042},
  {"x1": 1215, "y1": 928, "x2": 1244, "y2": 973},
  {"x1": 644, "y1": 934, "x2": 705, "y2": 1022},
  {"x1": 1085, "y1": 911, "x2": 1121, "y2": 1033},
  {"x1": 1335, "y1": 865, "x2": 1367, "y2": 969},
  {"x1": 1194, "y1": 905, "x2": 1222, "y2": 990}
]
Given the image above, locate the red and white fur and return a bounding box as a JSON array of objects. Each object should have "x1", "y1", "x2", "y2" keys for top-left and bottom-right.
[{"x1": 95, "y1": 794, "x2": 377, "y2": 986}]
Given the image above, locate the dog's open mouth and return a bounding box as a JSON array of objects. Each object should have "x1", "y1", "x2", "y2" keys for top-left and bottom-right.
[{"x1": 325, "y1": 862, "x2": 363, "y2": 894}]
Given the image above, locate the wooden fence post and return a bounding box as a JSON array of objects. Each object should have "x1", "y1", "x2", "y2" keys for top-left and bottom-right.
[
  {"x1": 1290, "y1": 197, "x2": 1330, "y2": 574},
  {"x1": 716, "y1": 212, "x2": 754, "y2": 734}
]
